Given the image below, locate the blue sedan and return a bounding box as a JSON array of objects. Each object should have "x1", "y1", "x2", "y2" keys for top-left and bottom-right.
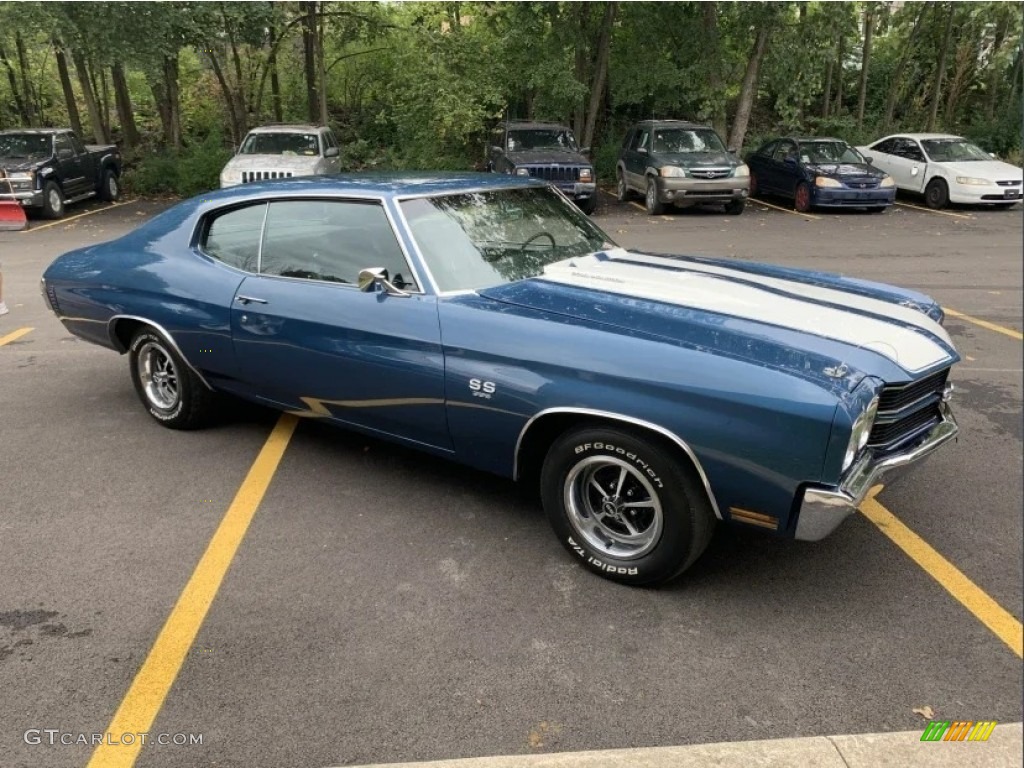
[
  {"x1": 42, "y1": 174, "x2": 959, "y2": 585},
  {"x1": 746, "y1": 137, "x2": 897, "y2": 212}
]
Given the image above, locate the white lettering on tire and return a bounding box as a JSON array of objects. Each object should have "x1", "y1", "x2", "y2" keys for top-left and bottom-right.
[{"x1": 572, "y1": 442, "x2": 664, "y2": 489}]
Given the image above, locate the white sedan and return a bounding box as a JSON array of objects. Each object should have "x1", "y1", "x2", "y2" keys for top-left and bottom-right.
[{"x1": 856, "y1": 133, "x2": 1022, "y2": 209}]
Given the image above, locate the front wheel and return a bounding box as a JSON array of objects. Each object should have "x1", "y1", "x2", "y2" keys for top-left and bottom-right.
[
  {"x1": 924, "y1": 178, "x2": 949, "y2": 209},
  {"x1": 794, "y1": 182, "x2": 812, "y2": 213},
  {"x1": 724, "y1": 199, "x2": 745, "y2": 215},
  {"x1": 540, "y1": 426, "x2": 715, "y2": 585},
  {"x1": 128, "y1": 328, "x2": 217, "y2": 429},
  {"x1": 42, "y1": 181, "x2": 65, "y2": 219},
  {"x1": 616, "y1": 169, "x2": 632, "y2": 202},
  {"x1": 867, "y1": 206, "x2": 888, "y2": 214},
  {"x1": 645, "y1": 178, "x2": 665, "y2": 215}
]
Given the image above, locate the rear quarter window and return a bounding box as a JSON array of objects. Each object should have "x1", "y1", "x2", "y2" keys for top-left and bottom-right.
[{"x1": 201, "y1": 203, "x2": 267, "y2": 272}]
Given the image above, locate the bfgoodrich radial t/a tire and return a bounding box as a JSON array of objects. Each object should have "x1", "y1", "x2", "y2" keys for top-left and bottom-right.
[
  {"x1": 128, "y1": 328, "x2": 216, "y2": 429},
  {"x1": 541, "y1": 426, "x2": 715, "y2": 586}
]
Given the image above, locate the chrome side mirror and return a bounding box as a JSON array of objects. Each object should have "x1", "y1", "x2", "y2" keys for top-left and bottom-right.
[{"x1": 358, "y1": 267, "x2": 410, "y2": 297}]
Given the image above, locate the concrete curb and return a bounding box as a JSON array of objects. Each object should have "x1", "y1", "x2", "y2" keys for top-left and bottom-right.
[{"x1": 339, "y1": 722, "x2": 1022, "y2": 768}]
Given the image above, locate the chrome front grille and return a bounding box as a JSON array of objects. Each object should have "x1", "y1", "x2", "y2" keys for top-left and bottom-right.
[
  {"x1": 689, "y1": 168, "x2": 732, "y2": 179},
  {"x1": 526, "y1": 166, "x2": 581, "y2": 182},
  {"x1": 241, "y1": 170, "x2": 294, "y2": 183},
  {"x1": 868, "y1": 368, "x2": 951, "y2": 452}
]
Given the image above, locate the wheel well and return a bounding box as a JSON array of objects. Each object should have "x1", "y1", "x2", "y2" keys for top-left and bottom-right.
[
  {"x1": 516, "y1": 412, "x2": 708, "y2": 500},
  {"x1": 110, "y1": 317, "x2": 145, "y2": 353}
]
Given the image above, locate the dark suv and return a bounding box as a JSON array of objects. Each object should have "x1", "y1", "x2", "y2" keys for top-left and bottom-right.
[
  {"x1": 616, "y1": 120, "x2": 749, "y2": 215},
  {"x1": 486, "y1": 121, "x2": 597, "y2": 214}
]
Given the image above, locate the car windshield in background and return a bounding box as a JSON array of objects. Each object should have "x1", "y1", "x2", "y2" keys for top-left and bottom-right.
[
  {"x1": 651, "y1": 128, "x2": 725, "y2": 154},
  {"x1": 801, "y1": 141, "x2": 863, "y2": 164},
  {"x1": 401, "y1": 186, "x2": 614, "y2": 292},
  {"x1": 240, "y1": 133, "x2": 319, "y2": 156},
  {"x1": 921, "y1": 139, "x2": 991, "y2": 162},
  {"x1": 0, "y1": 133, "x2": 52, "y2": 159},
  {"x1": 507, "y1": 130, "x2": 578, "y2": 152}
]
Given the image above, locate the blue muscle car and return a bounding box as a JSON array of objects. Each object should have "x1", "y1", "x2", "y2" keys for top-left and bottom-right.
[{"x1": 41, "y1": 174, "x2": 960, "y2": 585}]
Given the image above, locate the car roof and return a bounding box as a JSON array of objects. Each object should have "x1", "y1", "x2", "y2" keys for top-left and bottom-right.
[
  {"x1": 876, "y1": 133, "x2": 965, "y2": 141},
  {"x1": 206, "y1": 172, "x2": 547, "y2": 202},
  {"x1": 502, "y1": 121, "x2": 572, "y2": 131},
  {"x1": 0, "y1": 128, "x2": 68, "y2": 135},
  {"x1": 633, "y1": 119, "x2": 708, "y2": 129},
  {"x1": 247, "y1": 124, "x2": 326, "y2": 134}
]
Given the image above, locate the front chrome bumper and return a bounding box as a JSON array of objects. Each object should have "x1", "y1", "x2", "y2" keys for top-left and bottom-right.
[
  {"x1": 0, "y1": 190, "x2": 42, "y2": 206},
  {"x1": 794, "y1": 401, "x2": 958, "y2": 541}
]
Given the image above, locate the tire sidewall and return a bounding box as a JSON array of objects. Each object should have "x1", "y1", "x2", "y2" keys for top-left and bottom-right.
[
  {"x1": 616, "y1": 169, "x2": 628, "y2": 201},
  {"x1": 129, "y1": 330, "x2": 189, "y2": 425},
  {"x1": 794, "y1": 182, "x2": 811, "y2": 212},
  {"x1": 43, "y1": 182, "x2": 64, "y2": 219},
  {"x1": 103, "y1": 170, "x2": 120, "y2": 201},
  {"x1": 541, "y1": 429, "x2": 701, "y2": 585},
  {"x1": 925, "y1": 178, "x2": 948, "y2": 209}
]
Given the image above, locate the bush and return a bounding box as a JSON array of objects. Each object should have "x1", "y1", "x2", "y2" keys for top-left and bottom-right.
[{"x1": 122, "y1": 133, "x2": 233, "y2": 198}]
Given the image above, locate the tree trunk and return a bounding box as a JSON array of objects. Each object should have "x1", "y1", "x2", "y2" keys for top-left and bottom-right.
[
  {"x1": 164, "y1": 54, "x2": 182, "y2": 150},
  {"x1": 822, "y1": 55, "x2": 833, "y2": 118},
  {"x1": 944, "y1": 38, "x2": 978, "y2": 128},
  {"x1": 883, "y1": 4, "x2": 927, "y2": 129},
  {"x1": 572, "y1": 4, "x2": 589, "y2": 136},
  {"x1": 208, "y1": 49, "x2": 243, "y2": 145},
  {"x1": 72, "y1": 50, "x2": 107, "y2": 143},
  {"x1": 15, "y1": 32, "x2": 36, "y2": 124},
  {"x1": 728, "y1": 26, "x2": 771, "y2": 152},
  {"x1": 581, "y1": 1, "x2": 616, "y2": 150},
  {"x1": 98, "y1": 67, "x2": 112, "y2": 140},
  {"x1": 268, "y1": 27, "x2": 283, "y2": 123},
  {"x1": 834, "y1": 33, "x2": 845, "y2": 114},
  {"x1": 985, "y1": 16, "x2": 1008, "y2": 119},
  {"x1": 856, "y1": 6, "x2": 873, "y2": 128},
  {"x1": 111, "y1": 62, "x2": 139, "y2": 148},
  {"x1": 317, "y1": 1, "x2": 328, "y2": 126},
  {"x1": 222, "y1": 5, "x2": 249, "y2": 135},
  {"x1": 53, "y1": 42, "x2": 83, "y2": 136},
  {"x1": 0, "y1": 45, "x2": 29, "y2": 123},
  {"x1": 926, "y1": 3, "x2": 955, "y2": 132},
  {"x1": 302, "y1": 1, "x2": 318, "y2": 123},
  {"x1": 702, "y1": 2, "x2": 727, "y2": 138}
]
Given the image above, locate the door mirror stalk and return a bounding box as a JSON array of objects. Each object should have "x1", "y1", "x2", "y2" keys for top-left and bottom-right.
[{"x1": 358, "y1": 267, "x2": 410, "y2": 297}]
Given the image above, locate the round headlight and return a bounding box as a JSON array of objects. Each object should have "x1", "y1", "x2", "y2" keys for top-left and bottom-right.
[
  {"x1": 515, "y1": 167, "x2": 530, "y2": 177},
  {"x1": 843, "y1": 395, "x2": 880, "y2": 470}
]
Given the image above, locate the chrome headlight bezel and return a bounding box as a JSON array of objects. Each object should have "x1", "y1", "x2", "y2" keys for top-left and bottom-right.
[
  {"x1": 842, "y1": 395, "x2": 880, "y2": 471},
  {"x1": 659, "y1": 166, "x2": 686, "y2": 178},
  {"x1": 515, "y1": 167, "x2": 530, "y2": 177}
]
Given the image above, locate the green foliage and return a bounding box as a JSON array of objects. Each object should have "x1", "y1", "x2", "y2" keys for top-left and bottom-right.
[{"x1": 122, "y1": 133, "x2": 232, "y2": 197}]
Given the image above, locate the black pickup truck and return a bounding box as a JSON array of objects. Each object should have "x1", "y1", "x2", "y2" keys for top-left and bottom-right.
[{"x1": 0, "y1": 128, "x2": 121, "y2": 218}]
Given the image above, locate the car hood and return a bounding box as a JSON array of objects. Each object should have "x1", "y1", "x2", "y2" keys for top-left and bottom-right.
[
  {"x1": 805, "y1": 162, "x2": 885, "y2": 180},
  {"x1": 657, "y1": 151, "x2": 735, "y2": 168},
  {"x1": 223, "y1": 154, "x2": 322, "y2": 172},
  {"x1": 507, "y1": 150, "x2": 590, "y2": 166},
  {"x1": 932, "y1": 159, "x2": 1022, "y2": 179},
  {"x1": 0, "y1": 158, "x2": 46, "y2": 173},
  {"x1": 477, "y1": 249, "x2": 957, "y2": 388}
]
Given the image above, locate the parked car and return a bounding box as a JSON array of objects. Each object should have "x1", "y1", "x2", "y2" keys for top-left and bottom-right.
[
  {"x1": 220, "y1": 124, "x2": 341, "y2": 188},
  {"x1": 616, "y1": 119, "x2": 750, "y2": 215},
  {"x1": 746, "y1": 136, "x2": 896, "y2": 213},
  {"x1": 41, "y1": 174, "x2": 960, "y2": 585},
  {"x1": 486, "y1": 120, "x2": 596, "y2": 214},
  {"x1": 0, "y1": 128, "x2": 121, "y2": 218},
  {"x1": 856, "y1": 133, "x2": 1023, "y2": 209}
]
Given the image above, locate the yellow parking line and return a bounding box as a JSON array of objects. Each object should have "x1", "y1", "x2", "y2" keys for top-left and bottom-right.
[
  {"x1": 943, "y1": 308, "x2": 1023, "y2": 341},
  {"x1": 87, "y1": 414, "x2": 299, "y2": 768},
  {"x1": 0, "y1": 326, "x2": 33, "y2": 346},
  {"x1": 629, "y1": 201, "x2": 646, "y2": 212},
  {"x1": 20, "y1": 201, "x2": 131, "y2": 233},
  {"x1": 894, "y1": 201, "x2": 973, "y2": 220},
  {"x1": 860, "y1": 488, "x2": 1023, "y2": 659},
  {"x1": 749, "y1": 198, "x2": 822, "y2": 220}
]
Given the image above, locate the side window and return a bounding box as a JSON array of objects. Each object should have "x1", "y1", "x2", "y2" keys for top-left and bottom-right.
[
  {"x1": 632, "y1": 130, "x2": 649, "y2": 151},
  {"x1": 773, "y1": 140, "x2": 797, "y2": 161},
  {"x1": 904, "y1": 140, "x2": 925, "y2": 162},
  {"x1": 260, "y1": 200, "x2": 417, "y2": 290},
  {"x1": 54, "y1": 134, "x2": 74, "y2": 159},
  {"x1": 202, "y1": 203, "x2": 267, "y2": 272},
  {"x1": 621, "y1": 129, "x2": 634, "y2": 149},
  {"x1": 872, "y1": 138, "x2": 896, "y2": 155},
  {"x1": 69, "y1": 134, "x2": 86, "y2": 155},
  {"x1": 758, "y1": 141, "x2": 778, "y2": 157}
]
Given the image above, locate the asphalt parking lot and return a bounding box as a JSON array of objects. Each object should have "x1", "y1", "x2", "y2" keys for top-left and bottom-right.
[{"x1": 1, "y1": 191, "x2": 1021, "y2": 768}]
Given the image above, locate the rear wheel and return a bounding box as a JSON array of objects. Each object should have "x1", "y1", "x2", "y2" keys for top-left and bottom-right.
[
  {"x1": 128, "y1": 328, "x2": 216, "y2": 429},
  {"x1": 794, "y1": 182, "x2": 812, "y2": 213},
  {"x1": 42, "y1": 181, "x2": 65, "y2": 219},
  {"x1": 924, "y1": 178, "x2": 949, "y2": 209},
  {"x1": 645, "y1": 178, "x2": 665, "y2": 215},
  {"x1": 540, "y1": 426, "x2": 715, "y2": 586},
  {"x1": 98, "y1": 168, "x2": 120, "y2": 202}
]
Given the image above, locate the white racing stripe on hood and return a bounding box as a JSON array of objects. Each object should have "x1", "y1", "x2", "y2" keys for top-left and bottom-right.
[
  {"x1": 540, "y1": 254, "x2": 953, "y2": 373},
  {"x1": 608, "y1": 249, "x2": 955, "y2": 348}
]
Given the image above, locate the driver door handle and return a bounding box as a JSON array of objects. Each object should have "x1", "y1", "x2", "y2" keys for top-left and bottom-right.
[{"x1": 236, "y1": 295, "x2": 268, "y2": 305}]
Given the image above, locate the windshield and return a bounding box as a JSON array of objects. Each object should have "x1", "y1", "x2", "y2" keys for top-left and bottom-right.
[
  {"x1": 239, "y1": 132, "x2": 320, "y2": 156},
  {"x1": 0, "y1": 133, "x2": 52, "y2": 159},
  {"x1": 921, "y1": 139, "x2": 990, "y2": 162},
  {"x1": 800, "y1": 141, "x2": 864, "y2": 164},
  {"x1": 401, "y1": 187, "x2": 615, "y2": 292},
  {"x1": 507, "y1": 129, "x2": 578, "y2": 152},
  {"x1": 651, "y1": 128, "x2": 725, "y2": 154}
]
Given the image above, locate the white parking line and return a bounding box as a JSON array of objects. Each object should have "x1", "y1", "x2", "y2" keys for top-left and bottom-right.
[
  {"x1": 893, "y1": 201, "x2": 974, "y2": 220},
  {"x1": 21, "y1": 201, "x2": 132, "y2": 233}
]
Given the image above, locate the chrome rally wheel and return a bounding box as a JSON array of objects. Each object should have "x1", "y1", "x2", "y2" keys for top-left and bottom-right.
[{"x1": 136, "y1": 340, "x2": 180, "y2": 412}]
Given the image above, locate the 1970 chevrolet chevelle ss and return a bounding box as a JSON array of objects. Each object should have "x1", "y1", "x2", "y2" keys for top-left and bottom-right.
[{"x1": 42, "y1": 174, "x2": 960, "y2": 585}]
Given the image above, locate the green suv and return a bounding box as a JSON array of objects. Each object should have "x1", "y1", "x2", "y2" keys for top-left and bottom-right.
[{"x1": 616, "y1": 120, "x2": 750, "y2": 215}]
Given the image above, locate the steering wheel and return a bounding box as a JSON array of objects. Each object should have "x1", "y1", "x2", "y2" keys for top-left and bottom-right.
[{"x1": 520, "y1": 232, "x2": 556, "y2": 255}]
